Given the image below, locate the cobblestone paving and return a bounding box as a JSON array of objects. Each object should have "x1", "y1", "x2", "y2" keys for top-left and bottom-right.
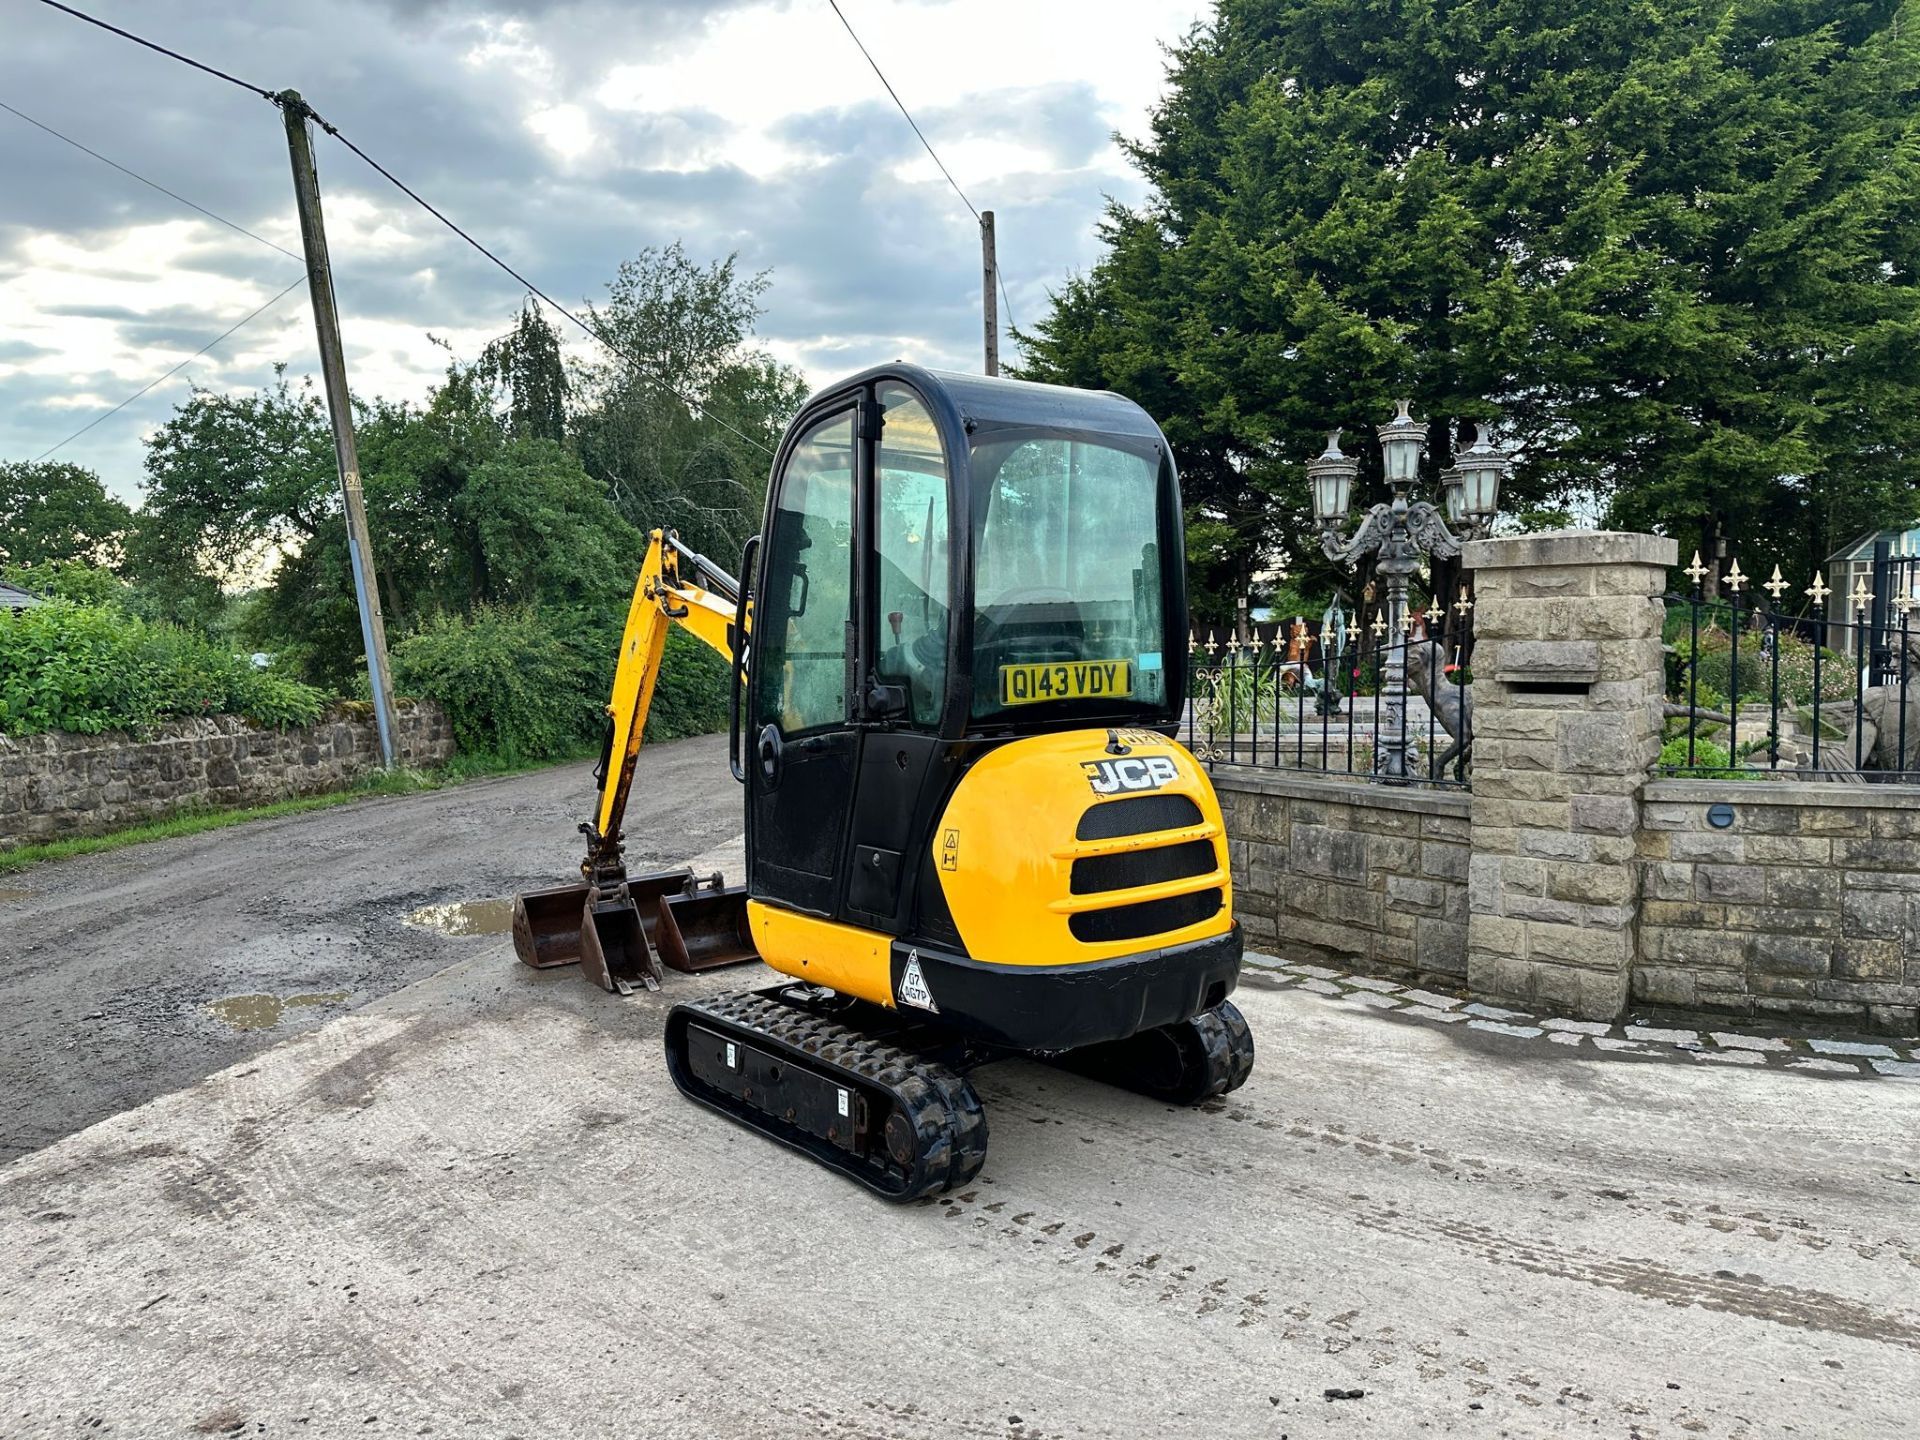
[{"x1": 1247, "y1": 953, "x2": 1920, "y2": 1078}]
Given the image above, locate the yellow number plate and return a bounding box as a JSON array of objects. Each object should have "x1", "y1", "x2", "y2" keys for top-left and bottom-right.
[{"x1": 999, "y1": 660, "x2": 1134, "y2": 706}]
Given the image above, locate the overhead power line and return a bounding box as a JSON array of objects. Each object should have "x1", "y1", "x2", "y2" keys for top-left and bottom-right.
[
  {"x1": 826, "y1": 0, "x2": 1019, "y2": 336},
  {"x1": 29, "y1": 0, "x2": 277, "y2": 101},
  {"x1": 291, "y1": 99, "x2": 777, "y2": 458},
  {"x1": 33, "y1": 274, "x2": 307, "y2": 462},
  {"x1": 31, "y1": 0, "x2": 781, "y2": 458},
  {"x1": 0, "y1": 99, "x2": 299, "y2": 261}
]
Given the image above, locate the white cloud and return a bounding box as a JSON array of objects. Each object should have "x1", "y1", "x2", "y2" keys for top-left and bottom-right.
[
  {"x1": 526, "y1": 103, "x2": 595, "y2": 160},
  {"x1": 0, "y1": 0, "x2": 1211, "y2": 493}
]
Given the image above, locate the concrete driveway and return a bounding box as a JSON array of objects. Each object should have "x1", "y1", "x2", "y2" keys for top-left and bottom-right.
[{"x1": 2, "y1": 742, "x2": 1917, "y2": 1437}]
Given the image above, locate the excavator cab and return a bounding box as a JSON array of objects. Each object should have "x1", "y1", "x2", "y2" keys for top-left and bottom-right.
[{"x1": 516, "y1": 365, "x2": 1252, "y2": 1200}]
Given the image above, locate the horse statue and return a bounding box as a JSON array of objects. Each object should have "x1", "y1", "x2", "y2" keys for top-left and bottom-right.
[
  {"x1": 1405, "y1": 632, "x2": 1471, "y2": 779},
  {"x1": 1814, "y1": 631, "x2": 1920, "y2": 781}
]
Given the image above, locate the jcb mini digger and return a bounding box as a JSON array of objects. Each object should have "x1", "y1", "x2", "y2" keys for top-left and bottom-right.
[{"x1": 514, "y1": 364, "x2": 1253, "y2": 1201}]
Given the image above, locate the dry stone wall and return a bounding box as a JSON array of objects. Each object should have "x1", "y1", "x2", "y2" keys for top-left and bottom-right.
[
  {"x1": 1638, "y1": 780, "x2": 1920, "y2": 1034},
  {"x1": 0, "y1": 701, "x2": 454, "y2": 845},
  {"x1": 1215, "y1": 768, "x2": 1470, "y2": 987},
  {"x1": 1214, "y1": 528, "x2": 1920, "y2": 1038}
]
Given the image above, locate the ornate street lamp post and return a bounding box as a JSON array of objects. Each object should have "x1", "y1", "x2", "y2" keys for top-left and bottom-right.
[{"x1": 1310, "y1": 402, "x2": 1507, "y2": 780}]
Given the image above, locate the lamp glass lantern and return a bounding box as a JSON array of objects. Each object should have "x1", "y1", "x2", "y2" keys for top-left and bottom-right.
[
  {"x1": 1452, "y1": 430, "x2": 1509, "y2": 528},
  {"x1": 1440, "y1": 465, "x2": 1467, "y2": 526},
  {"x1": 1307, "y1": 429, "x2": 1356, "y2": 530},
  {"x1": 1378, "y1": 399, "x2": 1427, "y2": 492}
]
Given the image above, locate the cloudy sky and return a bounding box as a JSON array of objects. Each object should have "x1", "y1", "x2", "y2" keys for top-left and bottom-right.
[{"x1": 0, "y1": 0, "x2": 1209, "y2": 504}]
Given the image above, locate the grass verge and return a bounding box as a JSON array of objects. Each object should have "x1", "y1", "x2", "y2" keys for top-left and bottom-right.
[{"x1": 0, "y1": 747, "x2": 593, "y2": 877}]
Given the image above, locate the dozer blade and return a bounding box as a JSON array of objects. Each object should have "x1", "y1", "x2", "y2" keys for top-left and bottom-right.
[{"x1": 654, "y1": 875, "x2": 759, "y2": 973}]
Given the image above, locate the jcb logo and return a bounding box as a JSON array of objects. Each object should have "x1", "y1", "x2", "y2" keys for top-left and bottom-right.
[{"x1": 1082, "y1": 755, "x2": 1180, "y2": 794}]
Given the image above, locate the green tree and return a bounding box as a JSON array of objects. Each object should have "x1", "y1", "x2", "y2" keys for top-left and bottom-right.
[
  {"x1": 1018, "y1": 0, "x2": 1920, "y2": 617},
  {"x1": 572, "y1": 243, "x2": 807, "y2": 564},
  {"x1": 478, "y1": 300, "x2": 568, "y2": 444},
  {"x1": 127, "y1": 369, "x2": 335, "y2": 627},
  {"x1": 0, "y1": 461, "x2": 133, "y2": 569}
]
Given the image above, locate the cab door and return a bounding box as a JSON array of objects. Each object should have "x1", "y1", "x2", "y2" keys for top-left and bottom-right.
[
  {"x1": 746, "y1": 403, "x2": 863, "y2": 916},
  {"x1": 839, "y1": 379, "x2": 958, "y2": 934}
]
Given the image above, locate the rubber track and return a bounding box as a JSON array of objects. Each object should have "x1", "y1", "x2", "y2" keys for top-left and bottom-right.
[
  {"x1": 1194, "y1": 1000, "x2": 1256, "y2": 1099},
  {"x1": 1052, "y1": 999, "x2": 1256, "y2": 1105},
  {"x1": 668, "y1": 991, "x2": 988, "y2": 1202}
]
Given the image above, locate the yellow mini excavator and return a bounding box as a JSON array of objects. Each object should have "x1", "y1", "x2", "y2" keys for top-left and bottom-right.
[{"x1": 513, "y1": 364, "x2": 1253, "y2": 1201}]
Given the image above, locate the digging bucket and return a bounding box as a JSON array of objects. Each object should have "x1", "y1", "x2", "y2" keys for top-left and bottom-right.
[
  {"x1": 511, "y1": 883, "x2": 592, "y2": 969},
  {"x1": 512, "y1": 867, "x2": 695, "y2": 980},
  {"x1": 656, "y1": 876, "x2": 758, "y2": 973}
]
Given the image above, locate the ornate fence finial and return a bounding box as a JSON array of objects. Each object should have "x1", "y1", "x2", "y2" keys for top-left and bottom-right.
[
  {"x1": 1806, "y1": 572, "x2": 1831, "y2": 606},
  {"x1": 1685, "y1": 551, "x2": 1710, "y2": 589},
  {"x1": 1724, "y1": 560, "x2": 1747, "y2": 594},
  {"x1": 1763, "y1": 565, "x2": 1788, "y2": 603},
  {"x1": 1851, "y1": 575, "x2": 1874, "y2": 614}
]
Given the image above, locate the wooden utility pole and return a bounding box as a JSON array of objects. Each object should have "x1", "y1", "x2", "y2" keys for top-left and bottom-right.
[
  {"x1": 278, "y1": 90, "x2": 399, "y2": 768},
  {"x1": 981, "y1": 209, "x2": 999, "y2": 377}
]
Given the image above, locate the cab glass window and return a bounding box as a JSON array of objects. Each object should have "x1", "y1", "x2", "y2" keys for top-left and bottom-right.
[
  {"x1": 872, "y1": 383, "x2": 950, "y2": 727},
  {"x1": 754, "y1": 411, "x2": 855, "y2": 734},
  {"x1": 969, "y1": 433, "x2": 1170, "y2": 721}
]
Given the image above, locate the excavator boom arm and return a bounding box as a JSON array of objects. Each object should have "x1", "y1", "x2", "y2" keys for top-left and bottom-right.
[{"x1": 589, "y1": 529, "x2": 747, "y2": 874}]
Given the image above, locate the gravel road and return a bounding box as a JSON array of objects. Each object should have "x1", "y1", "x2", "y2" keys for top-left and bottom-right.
[{"x1": 0, "y1": 735, "x2": 739, "y2": 1159}]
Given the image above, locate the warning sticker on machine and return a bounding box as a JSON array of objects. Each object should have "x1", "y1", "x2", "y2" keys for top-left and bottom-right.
[{"x1": 897, "y1": 950, "x2": 939, "y2": 1013}]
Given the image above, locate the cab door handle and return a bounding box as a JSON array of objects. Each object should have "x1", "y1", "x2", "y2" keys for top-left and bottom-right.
[{"x1": 757, "y1": 724, "x2": 783, "y2": 786}]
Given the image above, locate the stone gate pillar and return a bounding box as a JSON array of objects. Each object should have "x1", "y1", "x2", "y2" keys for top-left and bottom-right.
[{"x1": 1463, "y1": 531, "x2": 1676, "y2": 1019}]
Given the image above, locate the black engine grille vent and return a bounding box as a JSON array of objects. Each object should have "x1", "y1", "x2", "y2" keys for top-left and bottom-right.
[
  {"x1": 1070, "y1": 838, "x2": 1216, "y2": 896},
  {"x1": 1069, "y1": 889, "x2": 1223, "y2": 944},
  {"x1": 1075, "y1": 793, "x2": 1204, "y2": 841}
]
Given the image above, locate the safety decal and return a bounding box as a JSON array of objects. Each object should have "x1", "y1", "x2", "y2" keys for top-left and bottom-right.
[
  {"x1": 940, "y1": 827, "x2": 960, "y2": 872},
  {"x1": 898, "y1": 949, "x2": 939, "y2": 1013}
]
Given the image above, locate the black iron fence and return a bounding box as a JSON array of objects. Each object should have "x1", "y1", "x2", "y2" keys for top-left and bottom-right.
[
  {"x1": 1182, "y1": 621, "x2": 1472, "y2": 788},
  {"x1": 1662, "y1": 559, "x2": 1920, "y2": 781}
]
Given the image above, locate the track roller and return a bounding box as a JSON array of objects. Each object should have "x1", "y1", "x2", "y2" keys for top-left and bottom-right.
[
  {"x1": 665, "y1": 989, "x2": 988, "y2": 1203},
  {"x1": 1054, "y1": 1000, "x2": 1255, "y2": 1106}
]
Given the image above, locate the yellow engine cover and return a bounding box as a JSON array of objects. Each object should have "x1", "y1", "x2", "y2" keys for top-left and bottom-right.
[{"x1": 933, "y1": 728, "x2": 1233, "y2": 968}]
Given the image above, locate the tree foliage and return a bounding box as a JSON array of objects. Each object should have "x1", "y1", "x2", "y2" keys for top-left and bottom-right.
[
  {"x1": 0, "y1": 461, "x2": 133, "y2": 570},
  {"x1": 0, "y1": 597, "x2": 323, "y2": 737},
  {"x1": 93, "y1": 244, "x2": 803, "y2": 757},
  {"x1": 477, "y1": 301, "x2": 568, "y2": 444},
  {"x1": 1018, "y1": 0, "x2": 1920, "y2": 617},
  {"x1": 573, "y1": 242, "x2": 807, "y2": 565}
]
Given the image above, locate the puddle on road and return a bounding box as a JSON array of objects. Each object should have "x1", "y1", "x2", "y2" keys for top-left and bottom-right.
[
  {"x1": 206, "y1": 990, "x2": 349, "y2": 1030},
  {"x1": 0, "y1": 886, "x2": 31, "y2": 903},
  {"x1": 406, "y1": 898, "x2": 514, "y2": 937}
]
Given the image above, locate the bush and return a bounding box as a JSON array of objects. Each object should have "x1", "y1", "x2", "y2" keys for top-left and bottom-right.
[
  {"x1": 1659, "y1": 734, "x2": 1739, "y2": 778},
  {"x1": 0, "y1": 599, "x2": 325, "y2": 736},
  {"x1": 1666, "y1": 613, "x2": 1853, "y2": 708},
  {"x1": 2, "y1": 559, "x2": 127, "y2": 608},
  {"x1": 391, "y1": 605, "x2": 605, "y2": 761},
  {"x1": 391, "y1": 604, "x2": 734, "y2": 762},
  {"x1": 647, "y1": 626, "x2": 732, "y2": 742}
]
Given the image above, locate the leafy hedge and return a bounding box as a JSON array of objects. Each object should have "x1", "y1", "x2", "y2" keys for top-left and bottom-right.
[
  {"x1": 389, "y1": 603, "x2": 730, "y2": 762},
  {"x1": 0, "y1": 599, "x2": 325, "y2": 736}
]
